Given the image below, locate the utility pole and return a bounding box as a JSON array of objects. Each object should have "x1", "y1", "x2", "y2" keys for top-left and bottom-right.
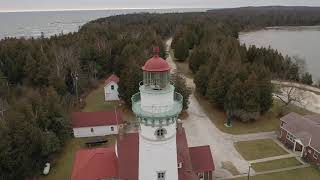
[{"x1": 72, "y1": 71, "x2": 79, "y2": 104}]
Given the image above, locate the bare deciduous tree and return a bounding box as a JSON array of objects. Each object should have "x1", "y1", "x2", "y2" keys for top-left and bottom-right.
[{"x1": 274, "y1": 86, "x2": 306, "y2": 107}]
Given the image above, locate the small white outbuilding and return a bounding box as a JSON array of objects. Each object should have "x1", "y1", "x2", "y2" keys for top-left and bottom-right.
[
  {"x1": 71, "y1": 109, "x2": 123, "y2": 138},
  {"x1": 104, "y1": 74, "x2": 120, "y2": 101}
]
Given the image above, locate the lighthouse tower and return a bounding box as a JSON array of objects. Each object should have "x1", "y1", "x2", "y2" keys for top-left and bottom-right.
[{"x1": 131, "y1": 47, "x2": 183, "y2": 180}]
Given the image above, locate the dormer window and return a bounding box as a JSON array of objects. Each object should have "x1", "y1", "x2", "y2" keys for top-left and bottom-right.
[
  {"x1": 155, "y1": 128, "x2": 167, "y2": 138},
  {"x1": 111, "y1": 85, "x2": 114, "y2": 90}
]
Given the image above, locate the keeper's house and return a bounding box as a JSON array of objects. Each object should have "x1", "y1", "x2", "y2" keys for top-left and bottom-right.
[
  {"x1": 72, "y1": 109, "x2": 123, "y2": 138},
  {"x1": 279, "y1": 112, "x2": 320, "y2": 165}
]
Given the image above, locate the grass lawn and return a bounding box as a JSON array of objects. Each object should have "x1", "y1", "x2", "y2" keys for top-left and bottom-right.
[
  {"x1": 230, "y1": 167, "x2": 320, "y2": 180},
  {"x1": 82, "y1": 84, "x2": 118, "y2": 112},
  {"x1": 195, "y1": 94, "x2": 313, "y2": 135},
  {"x1": 234, "y1": 139, "x2": 288, "y2": 161},
  {"x1": 82, "y1": 83, "x2": 136, "y2": 122},
  {"x1": 40, "y1": 136, "x2": 116, "y2": 180},
  {"x1": 252, "y1": 157, "x2": 302, "y2": 172}
]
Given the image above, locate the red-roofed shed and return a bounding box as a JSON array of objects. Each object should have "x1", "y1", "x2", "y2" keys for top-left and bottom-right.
[{"x1": 104, "y1": 74, "x2": 120, "y2": 101}]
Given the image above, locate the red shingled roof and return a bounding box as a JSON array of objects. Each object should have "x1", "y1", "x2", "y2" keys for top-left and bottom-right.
[
  {"x1": 189, "y1": 146, "x2": 215, "y2": 173},
  {"x1": 117, "y1": 133, "x2": 139, "y2": 180},
  {"x1": 71, "y1": 147, "x2": 118, "y2": 180},
  {"x1": 71, "y1": 109, "x2": 123, "y2": 128},
  {"x1": 105, "y1": 74, "x2": 119, "y2": 85},
  {"x1": 71, "y1": 129, "x2": 214, "y2": 180},
  {"x1": 176, "y1": 129, "x2": 199, "y2": 180}
]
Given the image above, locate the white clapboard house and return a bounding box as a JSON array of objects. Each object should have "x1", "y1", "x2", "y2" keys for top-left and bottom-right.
[
  {"x1": 71, "y1": 109, "x2": 123, "y2": 138},
  {"x1": 104, "y1": 74, "x2": 120, "y2": 101}
]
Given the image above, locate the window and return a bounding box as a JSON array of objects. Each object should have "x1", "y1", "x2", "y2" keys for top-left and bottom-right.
[
  {"x1": 198, "y1": 172, "x2": 204, "y2": 180},
  {"x1": 157, "y1": 171, "x2": 165, "y2": 180},
  {"x1": 111, "y1": 126, "x2": 114, "y2": 131},
  {"x1": 286, "y1": 133, "x2": 295, "y2": 142},
  {"x1": 178, "y1": 162, "x2": 182, "y2": 168},
  {"x1": 91, "y1": 128, "x2": 94, "y2": 133},
  {"x1": 111, "y1": 85, "x2": 114, "y2": 90},
  {"x1": 155, "y1": 128, "x2": 167, "y2": 138},
  {"x1": 314, "y1": 151, "x2": 319, "y2": 159}
]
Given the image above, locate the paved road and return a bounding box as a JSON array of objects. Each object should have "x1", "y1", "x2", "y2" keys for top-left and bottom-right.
[{"x1": 165, "y1": 38, "x2": 281, "y2": 178}]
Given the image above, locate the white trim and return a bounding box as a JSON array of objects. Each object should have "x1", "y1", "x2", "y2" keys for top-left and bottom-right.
[{"x1": 313, "y1": 150, "x2": 319, "y2": 159}]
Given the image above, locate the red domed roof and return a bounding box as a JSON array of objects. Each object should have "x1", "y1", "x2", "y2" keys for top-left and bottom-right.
[{"x1": 142, "y1": 47, "x2": 170, "y2": 72}]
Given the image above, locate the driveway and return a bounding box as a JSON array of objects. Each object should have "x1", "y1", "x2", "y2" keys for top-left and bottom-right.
[{"x1": 165, "y1": 38, "x2": 276, "y2": 178}]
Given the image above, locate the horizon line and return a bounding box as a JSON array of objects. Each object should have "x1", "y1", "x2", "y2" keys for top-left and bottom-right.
[
  {"x1": 0, "y1": 7, "x2": 212, "y2": 13},
  {"x1": 2, "y1": 5, "x2": 320, "y2": 13}
]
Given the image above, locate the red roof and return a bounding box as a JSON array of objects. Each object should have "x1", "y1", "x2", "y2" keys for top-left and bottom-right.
[
  {"x1": 176, "y1": 129, "x2": 199, "y2": 180},
  {"x1": 142, "y1": 47, "x2": 170, "y2": 72},
  {"x1": 71, "y1": 147, "x2": 118, "y2": 180},
  {"x1": 105, "y1": 74, "x2": 119, "y2": 85},
  {"x1": 117, "y1": 133, "x2": 139, "y2": 180},
  {"x1": 71, "y1": 129, "x2": 214, "y2": 180},
  {"x1": 189, "y1": 146, "x2": 215, "y2": 173},
  {"x1": 71, "y1": 109, "x2": 123, "y2": 128}
]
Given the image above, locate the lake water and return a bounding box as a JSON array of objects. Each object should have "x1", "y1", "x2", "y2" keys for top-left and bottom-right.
[
  {"x1": 0, "y1": 8, "x2": 207, "y2": 39},
  {"x1": 239, "y1": 26, "x2": 320, "y2": 81}
]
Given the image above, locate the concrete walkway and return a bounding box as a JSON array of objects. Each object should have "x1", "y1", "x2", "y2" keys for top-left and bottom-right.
[
  {"x1": 220, "y1": 164, "x2": 310, "y2": 180},
  {"x1": 249, "y1": 154, "x2": 298, "y2": 164}
]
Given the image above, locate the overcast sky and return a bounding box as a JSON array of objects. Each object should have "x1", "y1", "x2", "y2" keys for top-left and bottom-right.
[{"x1": 1, "y1": 0, "x2": 320, "y2": 12}]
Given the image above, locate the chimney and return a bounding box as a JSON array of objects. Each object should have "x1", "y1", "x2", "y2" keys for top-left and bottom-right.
[{"x1": 177, "y1": 119, "x2": 183, "y2": 133}]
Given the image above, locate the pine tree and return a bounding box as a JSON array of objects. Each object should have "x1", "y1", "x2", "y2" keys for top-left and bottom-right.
[{"x1": 174, "y1": 39, "x2": 189, "y2": 61}]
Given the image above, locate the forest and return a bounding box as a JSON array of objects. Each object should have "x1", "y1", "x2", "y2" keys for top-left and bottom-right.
[{"x1": 1, "y1": 6, "x2": 320, "y2": 179}]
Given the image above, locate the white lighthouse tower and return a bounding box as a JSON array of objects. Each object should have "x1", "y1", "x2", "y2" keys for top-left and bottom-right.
[{"x1": 131, "y1": 47, "x2": 183, "y2": 180}]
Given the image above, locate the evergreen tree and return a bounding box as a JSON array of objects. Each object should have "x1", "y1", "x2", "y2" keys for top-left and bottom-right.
[
  {"x1": 171, "y1": 73, "x2": 191, "y2": 110},
  {"x1": 174, "y1": 39, "x2": 189, "y2": 61},
  {"x1": 301, "y1": 72, "x2": 313, "y2": 85}
]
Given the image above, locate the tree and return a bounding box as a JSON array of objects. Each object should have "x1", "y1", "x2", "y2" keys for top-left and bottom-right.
[
  {"x1": 194, "y1": 65, "x2": 209, "y2": 96},
  {"x1": 118, "y1": 62, "x2": 143, "y2": 106},
  {"x1": 301, "y1": 72, "x2": 313, "y2": 85},
  {"x1": 274, "y1": 86, "x2": 306, "y2": 115},
  {"x1": 171, "y1": 73, "x2": 191, "y2": 110},
  {"x1": 174, "y1": 39, "x2": 189, "y2": 61},
  {"x1": 207, "y1": 61, "x2": 237, "y2": 106}
]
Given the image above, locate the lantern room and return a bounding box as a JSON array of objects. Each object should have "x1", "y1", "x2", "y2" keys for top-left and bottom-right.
[{"x1": 142, "y1": 47, "x2": 170, "y2": 90}]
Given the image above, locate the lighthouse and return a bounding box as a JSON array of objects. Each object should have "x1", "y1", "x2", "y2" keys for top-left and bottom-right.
[
  {"x1": 71, "y1": 46, "x2": 215, "y2": 180},
  {"x1": 132, "y1": 47, "x2": 183, "y2": 180}
]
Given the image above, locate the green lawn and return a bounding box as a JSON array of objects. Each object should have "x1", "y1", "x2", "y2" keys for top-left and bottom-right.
[
  {"x1": 82, "y1": 84, "x2": 118, "y2": 112},
  {"x1": 234, "y1": 139, "x2": 288, "y2": 161},
  {"x1": 40, "y1": 136, "x2": 115, "y2": 180},
  {"x1": 230, "y1": 167, "x2": 320, "y2": 180},
  {"x1": 195, "y1": 94, "x2": 312, "y2": 135},
  {"x1": 82, "y1": 83, "x2": 136, "y2": 122},
  {"x1": 252, "y1": 158, "x2": 302, "y2": 172}
]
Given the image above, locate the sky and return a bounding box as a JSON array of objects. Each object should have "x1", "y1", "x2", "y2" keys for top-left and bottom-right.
[{"x1": 1, "y1": 0, "x2": 320, "y2": 12}]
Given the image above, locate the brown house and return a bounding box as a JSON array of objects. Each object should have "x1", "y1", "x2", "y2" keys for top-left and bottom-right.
[{"x1": 279, "y1": 112, "x2": 320, "y2": 165}]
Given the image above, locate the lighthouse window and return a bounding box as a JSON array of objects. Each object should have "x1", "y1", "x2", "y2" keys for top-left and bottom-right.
[
  {"x1": 157, "y1": 171, "x2": 165, "y2": 180},
  {"x1": 155, "y1": 128, "x2": 167, "y2": 138}
]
